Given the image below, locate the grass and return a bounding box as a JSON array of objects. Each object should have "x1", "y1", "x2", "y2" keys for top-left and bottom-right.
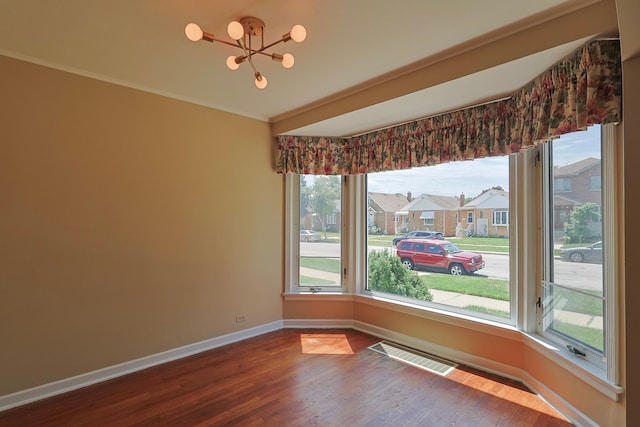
[
  {"x1": 551, "y1": 321, "x2": 603, "y2": 351},
  {"x1": 465, "y1": 305, "x2": 510, "y2": 317},
  {"x1": 300, "y1": 276, "x2": 336, "y2": 285},
  {"x1": 324, "y1": 231, "x2": 511, "y2": 253},
  {"x1": 450, "y1": 237, "x2": 509, "y2": 253},
  {"x1": 365, "y1": 234, "x2": 510, "y2": 253},
  {"x1": 300, "y1": 257, "x2": 341, "y2": 273},
  {"x1": 553, "y1": 287, "x2": 603, "y2": 316},
  {"x1": 420, "y1": 274, "x2": 510, "y2": 301}
]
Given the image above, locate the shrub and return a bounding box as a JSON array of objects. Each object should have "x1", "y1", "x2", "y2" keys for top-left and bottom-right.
[{"x1": 368, "y1": 250, "x2": 432, "y2": 301}]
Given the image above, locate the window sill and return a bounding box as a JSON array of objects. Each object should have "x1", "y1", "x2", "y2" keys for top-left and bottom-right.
[
  {"x1": 282, "y1": 292, "x2": 354, "y2": 302},
  {"x1": 353, "y1": 293, "x2": 519, "y2": 340},
  {"x1": 521, "y1": 333, "x2": 624, "y2": 401}
]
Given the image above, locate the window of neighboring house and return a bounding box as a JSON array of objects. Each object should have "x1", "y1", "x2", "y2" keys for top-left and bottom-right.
[
  {"x1": 540, "y1": 124, "x2": 614, "y2": 376},
  {"x1": 296, "y1": 174, "x2": 343, "y2": 289},
  {"x1": 591, "y1": 175, "x2": 601, "y2": 191},
  {"x1": 366, "y1": 157, "x2": 512, "y2": 321},
  {"x1": 493, "y1": 210, "x2": 509, "y2": 226},
  {"x1": 467, "y1": 212, "x2": 474, "y2": 223},
  {"x1": 554, "y1": 177, "x2": 572, "y2": 192},
  {"x1": 421, "y1": 211, "x2": 435, "y2": 226}
]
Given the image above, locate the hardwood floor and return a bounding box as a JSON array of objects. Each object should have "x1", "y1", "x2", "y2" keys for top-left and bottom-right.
[{"x1": 0, "y1": 329, "x2": 572, "y2": 426}]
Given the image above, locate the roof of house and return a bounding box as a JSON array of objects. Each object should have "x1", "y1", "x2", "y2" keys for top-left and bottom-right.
[
  {"x1": 399, "y1": 194, "x2": 459, "y2": 212},
  {"x1": 368, "y1": 192, "x2": 410, "y2": 213},
  {"x1": 553, "y1": 157, "x2": 600, "y2": 177},
  {"x1": 462, "y1": 189, "x2": 509, "y2": 209}
]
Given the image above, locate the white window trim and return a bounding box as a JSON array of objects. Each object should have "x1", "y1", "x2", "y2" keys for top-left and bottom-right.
[
  {"x1": 284, "y1": 174, "x2": 348, "y2": 294},
  {"x1": 492, "y1": 210, "x2": 509, "y2": 226},
  {"x1": 537, "y1": 124, "x2": 618, "y2": 385}
]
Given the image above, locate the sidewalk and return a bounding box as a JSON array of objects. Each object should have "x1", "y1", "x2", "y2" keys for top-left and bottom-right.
[{"x1": 298, "y1": 267, "x2": 601, "y2": 329}]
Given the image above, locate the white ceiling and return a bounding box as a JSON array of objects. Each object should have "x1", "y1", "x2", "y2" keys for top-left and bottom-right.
[{"x1": 0, "y1": 0, "x2": 614, "y2": 136}]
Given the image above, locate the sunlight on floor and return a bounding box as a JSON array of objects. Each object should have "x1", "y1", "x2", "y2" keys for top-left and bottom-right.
[{"x1": 300, "y1": 333, "x2": 354, "y2": 354}]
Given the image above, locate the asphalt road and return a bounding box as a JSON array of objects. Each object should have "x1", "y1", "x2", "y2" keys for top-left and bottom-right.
[{"x1": 300, "y1": 242, "x2": 603, "y2": 291}]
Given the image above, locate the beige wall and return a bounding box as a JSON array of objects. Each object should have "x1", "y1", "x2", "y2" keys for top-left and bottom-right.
[
  {"x1": 622, "y1": 55, "x2": 639, "y2": 427},
  {"x1": 0, "y1": 55, "x2": 283, "y2": 395}
]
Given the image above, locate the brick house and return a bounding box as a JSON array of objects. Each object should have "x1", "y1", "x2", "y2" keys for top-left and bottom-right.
[
  {"x1": 368, "y1": 192, "x2": 410, "y2": 235},
  {"x1": 459, "y1": 189, "x2": 509, "y2": 237},
  {"x1": 396, "y1": 194, "x2": 459, "y2": 237},
  {"x1": 552, "y1": 157, "x2": 601, "y2": 241}
]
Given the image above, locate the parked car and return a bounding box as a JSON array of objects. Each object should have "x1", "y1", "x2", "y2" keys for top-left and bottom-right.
[
  {"x1": 560, "y1": 241, "x2": 602, "y2": 263},
  {"x1": 300, "y1": 230, "x2": 321, "y2": 242},
  {"x1": 396, "y1": 238, "x2": 485, "y2": 275},
  {"x1": 392, "y1": 230, "x2": 444, "y2": 246}
]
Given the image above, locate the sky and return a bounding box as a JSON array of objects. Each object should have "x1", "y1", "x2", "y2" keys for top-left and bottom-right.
[{"x1": 366, "y1": 125, "x2": 601, "y2": 199}]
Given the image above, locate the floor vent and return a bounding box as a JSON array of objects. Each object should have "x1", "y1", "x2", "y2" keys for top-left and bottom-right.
[{"x1": 368, "y1": 341, "x2": 457, "y2": 376}]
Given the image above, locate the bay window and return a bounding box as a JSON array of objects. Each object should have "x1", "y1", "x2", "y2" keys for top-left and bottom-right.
[{"x1": 281, "y1": 39, "x2": 621, "y2": 389}]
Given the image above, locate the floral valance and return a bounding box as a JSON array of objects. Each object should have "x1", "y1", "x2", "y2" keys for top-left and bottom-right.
[{"x1": 276, "y1": 39, "x2": 621, "y2": 175}]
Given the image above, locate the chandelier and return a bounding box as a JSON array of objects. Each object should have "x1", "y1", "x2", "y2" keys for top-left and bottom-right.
[{"x1": 185, "y1": 17, "x2": 306, "y2": 89}]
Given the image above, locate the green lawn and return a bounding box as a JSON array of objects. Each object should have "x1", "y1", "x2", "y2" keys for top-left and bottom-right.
[
  {"x1": 449, "y1": 237, "x2": 509, "y2": 253},
  {"x1": 301, "y1": 254, "x2": 601, "y2": 317},
  {"x1": 300, "y1": 257, "x2": 341, "y2": 273},
  {"x1": 465, "y1": 305, "x2": 510, "y2": 317},
  {"x1": 553, "y1": 287, "x2": 603, "y2": 316},
  {"x1": 365, "y1": 234, "x2": 510, "y2": 253},
  {"x1": 300, "y1": 276, "x2": 335, "y2": 285},
  {"x1": 420, "y1": 274, "x2": 510, "y2": 300},
  {"x1": 551, "y1": 321, "x2": 603, "y2": 351},
  {"x1": 321, "y1": 232, "x2": 511, "y2": 253}
]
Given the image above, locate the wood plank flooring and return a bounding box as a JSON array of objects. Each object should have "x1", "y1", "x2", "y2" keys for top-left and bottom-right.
[{"x1": 0, "y1": 329, "x2": 572, "y2": 426}]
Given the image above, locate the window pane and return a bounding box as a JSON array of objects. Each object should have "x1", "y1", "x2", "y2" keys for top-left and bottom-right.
[
  {"x1": 544, "y1": 125, "x2": 604, "y2": 354},
  {"x1": 299, "y1": 175, "x2": 342, "y2": 287},
  {"x1": 367, "y1": 157, "x2": 511, "y2": 319}
]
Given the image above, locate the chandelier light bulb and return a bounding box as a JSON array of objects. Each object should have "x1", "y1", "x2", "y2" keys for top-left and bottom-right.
[
  {"x1": 255, "y1": 74, "x2": 268, "y2": 89},
  {"x1": 281, "y1": 53, "x2": 295, "y2": 69},
  {"x1": 226, "y1": 56, "x2": 240, "y2": 70},
  {"x1": 290, "y1": 25, "x2": 306, "y2": 42},
  {"x1": 227, "y1": 21, "x2": 244, "y2": 40},
  {"x1": 184, "y1": 23, "x2": 203, "y2": 41}
]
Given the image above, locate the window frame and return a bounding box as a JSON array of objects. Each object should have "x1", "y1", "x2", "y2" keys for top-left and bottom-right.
[
  {"x1": 554, "y1": 177, "x2": 572, "y2": 193},
  {"x1": 538, "y1": 124, "x2": 618, "y2": 382},
  {"x1": 285, "y1": 174, "x2": 348, "y2": 293},
  {"x1": 492, "y1": 210, "x2": 509, "y2": 226}
]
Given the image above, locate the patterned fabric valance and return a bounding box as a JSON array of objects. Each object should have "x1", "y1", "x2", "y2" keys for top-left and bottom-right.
[{"x1": 276, "y1": 39, "x2": 621, "y2": 175}]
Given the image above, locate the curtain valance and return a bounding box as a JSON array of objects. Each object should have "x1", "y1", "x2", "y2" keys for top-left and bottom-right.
[{"x1": 276, "y1": 39, "x2": 621, "y2": 175}]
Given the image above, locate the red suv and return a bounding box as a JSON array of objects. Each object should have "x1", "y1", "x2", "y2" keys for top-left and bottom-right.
[{"x1": 396, "y1": 239, "x2": 485, "y2": 275}]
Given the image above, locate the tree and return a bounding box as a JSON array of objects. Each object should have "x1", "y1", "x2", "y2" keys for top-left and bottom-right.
[
  {"x1": 477, "y1": 186, "x2": 505, "y2": 197},
  {"x1": 308, "y1": 176, "x2": 340, "y2": 239},
  {"x1": 565, "y1": 202, "x2": 600, "y2": 244},
  {"x1": 300, "y1": 175, "x2": 310, "y2": 221},
  {"x1": 368, "y1": 250, "x2": 432, "y2": 301}
]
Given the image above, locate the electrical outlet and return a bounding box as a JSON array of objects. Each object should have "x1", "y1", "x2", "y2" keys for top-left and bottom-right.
[{"x1": 236, "y1": 314, "x2": 247, "y2": 323}]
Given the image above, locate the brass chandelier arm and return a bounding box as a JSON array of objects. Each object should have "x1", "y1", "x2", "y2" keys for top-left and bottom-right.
[{"x1": 237, "y1": 40, "x2": 258, "y2": 74}]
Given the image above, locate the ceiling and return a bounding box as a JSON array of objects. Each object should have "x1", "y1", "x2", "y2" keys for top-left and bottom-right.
[{"x1": 0, "y1": 0, "x2": 618, "y2": 137}]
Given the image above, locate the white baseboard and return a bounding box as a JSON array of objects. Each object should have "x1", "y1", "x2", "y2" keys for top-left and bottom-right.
[
  {"x1": 282, "y1": 318, "x2": 354, "y2": 329},
  {"x1": 0, "y1": 319, "x2": 595, "y2": 426},
  {"x1": 0, "y1": 320, "x2": 283, "y2": 412}
]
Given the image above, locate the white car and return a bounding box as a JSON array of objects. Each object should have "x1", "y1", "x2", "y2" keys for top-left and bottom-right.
[{"x1": 300, "y1": 230, "x2": 321, "y2": 242}]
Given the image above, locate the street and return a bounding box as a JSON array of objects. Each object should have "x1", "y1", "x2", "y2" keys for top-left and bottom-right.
[{"x1": 301, "y1": 242, "x2": 603, "y2": 291}]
